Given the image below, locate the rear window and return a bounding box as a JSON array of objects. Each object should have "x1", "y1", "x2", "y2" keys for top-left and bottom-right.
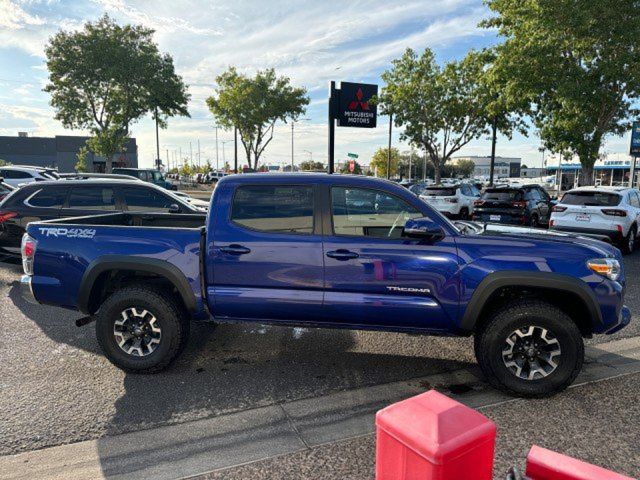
[
  {"x1": 424, "y1": 187, "x2": 457, "y2": 196},
  {"x1": 482, "y1": 189, "x2": 523, "y2": 201},
  {"x1": 231, "y1": 185, "x2": 314, "y2": 234},
  {"x1": 561, "y1": 191, "x2": 621, "y2": 206},
  {"x1": 27, "y1": 188, "x2": 67, "y2": 208}
]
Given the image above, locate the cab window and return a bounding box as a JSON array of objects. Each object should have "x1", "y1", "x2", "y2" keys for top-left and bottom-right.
[{"x1": 331, "y1": 187, "x2": 422, "y2": 238}]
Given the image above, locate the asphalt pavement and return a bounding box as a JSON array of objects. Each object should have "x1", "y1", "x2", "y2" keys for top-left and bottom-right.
[{"x1": 0, "y1": 249, "x2": 639, "y2": 478}]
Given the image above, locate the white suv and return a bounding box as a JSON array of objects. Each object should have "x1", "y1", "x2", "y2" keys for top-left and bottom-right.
[
  {"x1": 0, "y1": 166, "x2": 59, "y2": 188},
  {"x1": 419, "y1": 183, "x2": 481, "y2": 219},
  {"x1": 550, "y1": 186, "x2": 640, "y2": 253}
]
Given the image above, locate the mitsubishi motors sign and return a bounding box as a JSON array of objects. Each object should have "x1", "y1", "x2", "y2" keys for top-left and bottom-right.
[{"x1": 336, "y1": 82, "x2": 378, "y2": 128}]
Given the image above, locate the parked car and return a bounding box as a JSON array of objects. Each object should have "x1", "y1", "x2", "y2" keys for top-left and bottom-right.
[
  {"x1": 0, "y1": 179, "x2": 199, "y2": 255},
  {"x1": 550, "y1": 187, "x2": 640, "y2": 254},
  {"x1": 419, "y1": 184, "x2": 481, "y2": 219},
  {"x1": 408, "y1": 180, "x2": 435, "y2": 196},
  {"x1": 170, "y1": 190, "x2": 209, "y2": 211},
  {"x1": 0, "y1": 179, "x2": 15, "y2": 201},
  {"x1": 0, "y1": 166, "x2": 59, "y2": 187},
  {"x1": 20, "y1": 174, "x2": 630, "y2": 397},
  {"x1": 473, "y1": 185, "x2": 553, "y2": 227},
  {"x1": 112, "y1": 168, "x2": 176, "y2": 190},
  {"x1": 205, "y1": 171, "x2": 227, "y2": 184}
]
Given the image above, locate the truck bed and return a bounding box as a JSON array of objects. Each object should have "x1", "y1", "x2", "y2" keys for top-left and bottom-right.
[
  {"x1": 26, "y1": 212, "x2": 207, "y2": 317},
  {"x1": 41, "y1": 212, "x2": 207, "y2": 229}
]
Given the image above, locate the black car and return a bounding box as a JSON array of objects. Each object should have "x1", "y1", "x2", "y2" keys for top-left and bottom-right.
[
  {"x1": 472, "y1": 184, "x2": 553, "y2": 227},
  {"x1": 0, "y1": 179, "x2": 201, "y2": 255},
  {"x1": 0, "y1": 180, "x2": 15, "y2": 202}
]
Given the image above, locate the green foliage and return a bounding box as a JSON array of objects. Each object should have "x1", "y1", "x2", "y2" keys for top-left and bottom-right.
[
  {"x1": 75, "y1": 146, "x2": 89, "y2": 173},
  {"x1": 485, "y1": 0, "x2": 640, "y2": 184},
  {"x1": 369, "y1": 147, "x2": 400, "y2": 178},
  {"x1": 0, "y1": 159, "x2": 10, "y2": 167},
  {"x1": 452, "y1": 159, "x2": 475, "y2": 178},
  {"x1": 339, "y1": 160, "x2": 363, "y2": 175},
  {"x1": 45, "y1": 15, "x2": 189, "y2": 171},
  {"x1": 206, "y1": 67, "x2": 309, "y2": 170},
  {"x1": 379, "y1": 48, "x2": 490, "y2": 183},
  {"x1": 300, "y1": 160, "x2": 325, "y2": 171}
]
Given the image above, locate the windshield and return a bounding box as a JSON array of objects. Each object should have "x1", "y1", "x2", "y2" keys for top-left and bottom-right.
[
  {"x1": 482, "y1": 189, "x2": 523, "y2": 201},
  {"x1": 409, "y1": 183, "x2": 429, "y2": 195},
  {"x1": 153, "y1": 171, "x2": 165, "y2": 182},
  {"x1": 561, "y1": 191, "x2": 620, "y2": 206}
]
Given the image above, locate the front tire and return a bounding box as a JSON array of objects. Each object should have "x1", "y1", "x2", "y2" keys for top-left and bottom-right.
[
  {"x1": 475, "y1": 299, "x2": 583, "y2": 397},
  {"x1": 95, "y1": 285, "x2": 188, "y2": 373}
]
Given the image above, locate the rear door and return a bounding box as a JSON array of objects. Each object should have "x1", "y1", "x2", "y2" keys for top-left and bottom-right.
[
  {"x1": 322, "y1": 185, "x2": 460, "y2": 332},
  {"x1": 207, "y1": 182, "x2": 325, "y2": 322}
]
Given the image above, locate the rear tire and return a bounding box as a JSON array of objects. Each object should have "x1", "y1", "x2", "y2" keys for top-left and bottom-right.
[
  {"x1": 95, "y1": 285, "x2": 189, "y2": 373},
  {"x1": 474, "y1": 299, "x2": 583, "y2": 398},
  {"x1": 621, "y1": 226, "x2": 636, "y2": 254}
]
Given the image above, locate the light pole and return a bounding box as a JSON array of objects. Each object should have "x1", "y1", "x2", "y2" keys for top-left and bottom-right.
[{"x1": 291, "y1": 117, "x2": 311, "y2": 172}]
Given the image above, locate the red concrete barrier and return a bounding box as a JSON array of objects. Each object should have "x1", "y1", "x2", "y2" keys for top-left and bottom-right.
[
  {"x1": 526, "y1": 445, "x2": 635, "y2": 480},
  {"x1": 375, "y1": 390, "x2": 496, "y2": 480}
]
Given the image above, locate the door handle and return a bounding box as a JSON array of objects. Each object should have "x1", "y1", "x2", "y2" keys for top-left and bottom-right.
[
  {"x1": 220, "y1": 244, "x2": 251, "y2": 255},
  {"x1": 326, "y1": 249, "x2": 359, "y2": 260}
]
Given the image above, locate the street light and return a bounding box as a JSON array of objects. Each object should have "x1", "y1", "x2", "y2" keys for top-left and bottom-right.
[{"x1": 291, "y1": 117, "x2": 311, "y2": 171}]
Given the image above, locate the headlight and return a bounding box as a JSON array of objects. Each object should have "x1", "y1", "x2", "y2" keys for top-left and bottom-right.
[{"x1": 587, "y1": 258, "x2": 620, "y2": 281}]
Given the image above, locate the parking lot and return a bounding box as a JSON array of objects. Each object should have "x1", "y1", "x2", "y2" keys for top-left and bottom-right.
[{"x1": 1, "y1": 248, "x2": 640, "y2": 478}]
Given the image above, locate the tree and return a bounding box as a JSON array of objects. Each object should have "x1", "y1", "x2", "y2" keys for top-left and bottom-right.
[
  {"x1": 75, "y1": 146, "x2": 89, "y2": 173},
  {"x1": 44, "y1": 15, "x2": 189, "y2": 172},
  {"x1": 453, "y1": 159, "x2": 476, "y2": 178},
  {"x1": 485, "y1": 0, "x2": 640, "y2": 185},
  {"x1": 207, "y1": 68, "x2": 309, "y2": 170},
  {"x1": 339, "y1": 160, "x2": 363, "y2": 175},
  {"x1": 379, "y1": 48, "x2": 489, "y2": 184},
  {"x1": 370, "y1": 147, "x2": 400, "y2": 178},
  {"x1": 0, "y1": 159, "x2": 10, "y2": 167},
  {"x1": 300, "y1": 160, "x2": 325, "y2": 171}
]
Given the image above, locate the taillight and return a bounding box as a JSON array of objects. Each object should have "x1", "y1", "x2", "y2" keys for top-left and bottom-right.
[
  {"x1": 474, "y1": 200, "x2": 484, "y2": 206},
  {"x1": 602, "y1": 209, "x2": 627, "y2": 217},
  {"x1": 21, "y1": 234, "x2": 36, "y2": 275},
  {"x1": 512, "y1": 201, "x2": 526, "y2": 209},
  {"x1": 0, "y1": 211, "x2": 17, "y2": 223},
  {"x1": 552, "y1": 205, "x2": 567, "y2": 212},
  {"x1": 550, "y1": 219, "x2": 555, "y2": 227}
]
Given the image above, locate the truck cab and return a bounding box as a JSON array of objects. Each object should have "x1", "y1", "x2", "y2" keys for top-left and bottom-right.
[{"x1": 20, "y1": 174, "x2": 631, "y2": 397}]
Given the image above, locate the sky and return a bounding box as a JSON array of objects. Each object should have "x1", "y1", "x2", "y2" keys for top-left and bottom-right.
[{"x1": 0, "y1": 0, "x2": 635, "y2": 170}]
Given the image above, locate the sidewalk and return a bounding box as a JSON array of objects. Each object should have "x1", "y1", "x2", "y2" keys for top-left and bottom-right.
[{"x1": 1, "y1": 337, "x2": 639, "y2": 480}]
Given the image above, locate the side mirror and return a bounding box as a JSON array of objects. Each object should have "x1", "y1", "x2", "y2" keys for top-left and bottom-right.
[
  {"x1": 403, "y1": 217, "x2": 445, "y2": 241},
  {"x1": 168, "y1": 204, "x2": 181, "y2": 214}
]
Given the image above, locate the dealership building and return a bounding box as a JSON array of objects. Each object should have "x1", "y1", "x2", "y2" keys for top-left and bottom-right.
[
  {"x1": 546, "y1": 156, "x2": 639, "y2": 189},
  {"x1": 0, "y1": 133, "x2": 138, "y2": 173},
  {"x1": 451, "y1": 155, "x2": 522, "y2": 178}
]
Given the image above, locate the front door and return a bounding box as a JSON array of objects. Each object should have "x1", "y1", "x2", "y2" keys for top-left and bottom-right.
[
  {"x1": 322, "y1": 185, "x2": 460, "y2": 332},
  {"x1": 208, "y1": 182, "x2": 325, "y2": 322}
]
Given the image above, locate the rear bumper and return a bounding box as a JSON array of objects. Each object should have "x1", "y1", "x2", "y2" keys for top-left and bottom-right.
[
  {"x1": 606, "y1": 305, "x2": 631, "y2": 335},
  {"x1": 19, "y1": 274, "x2": 39, "y2": 305},
  {"x1": 551, "y1": 226, "x2": 622, "y2": 243}
]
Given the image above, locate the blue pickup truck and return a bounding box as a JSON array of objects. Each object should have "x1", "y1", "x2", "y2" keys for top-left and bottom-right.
[{"x1": 19, "y1": 174, "x2": 630, "y2": 397}]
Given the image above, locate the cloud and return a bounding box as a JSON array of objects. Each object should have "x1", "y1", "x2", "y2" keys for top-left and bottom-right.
[{"x1": 0, "y1": 0, "x2": 45, "y2": 29}]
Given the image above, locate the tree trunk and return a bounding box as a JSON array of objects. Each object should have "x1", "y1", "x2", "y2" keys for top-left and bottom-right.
[
  {"x1": 433, "y1": 161, "x2": 441, "y2": 184},
  {"x1": 106, "y1": 154, "x2": 113, "y2": 174},
  {"x1": 579, "y1": 165, "x2": 594, "y2": 186}
]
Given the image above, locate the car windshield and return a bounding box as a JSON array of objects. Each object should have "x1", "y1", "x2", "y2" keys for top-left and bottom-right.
[
  {"x1": 423, "y1": 187, "x2": 456, "y2": 196},
  {"x1": 409, "y1": 183, "x2": 429, "y2": 195},
  {"x1": 482, "y1": 189, "x2": 523, "y2": 201},
  {"x1": 560, "y1": 191, "x2": 621, "y2": 206}
]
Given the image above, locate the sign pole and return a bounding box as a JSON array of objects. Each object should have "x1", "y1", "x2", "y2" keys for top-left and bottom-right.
[
  {"x1": 630, "y1": 155, "x2": 637, "y2": 188},
  {"x1": 387, "y1": 112, "x2": 393, "y2": 180},
  {"x1": 234, "y1": 126, "x2": 238, "y2": 174},
  {"x1": 328, "y1": 81, "x2": 336, "y2": 174}
]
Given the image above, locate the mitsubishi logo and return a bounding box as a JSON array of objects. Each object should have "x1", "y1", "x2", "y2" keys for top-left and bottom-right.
[{"x1": 348, "y1": 88, "x2": 370, "y2": 111}]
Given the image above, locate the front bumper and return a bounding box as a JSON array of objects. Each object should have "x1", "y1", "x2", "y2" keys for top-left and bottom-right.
[
  {"x1": 551, "y1": 226, "x2": 621, "y2": 244},
  {"x1": 605, "y1": 305, "x2": 631, "y2": 335},
  {"x1": 19, "y1": 274, "x2": 39, "y2": 305}
]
